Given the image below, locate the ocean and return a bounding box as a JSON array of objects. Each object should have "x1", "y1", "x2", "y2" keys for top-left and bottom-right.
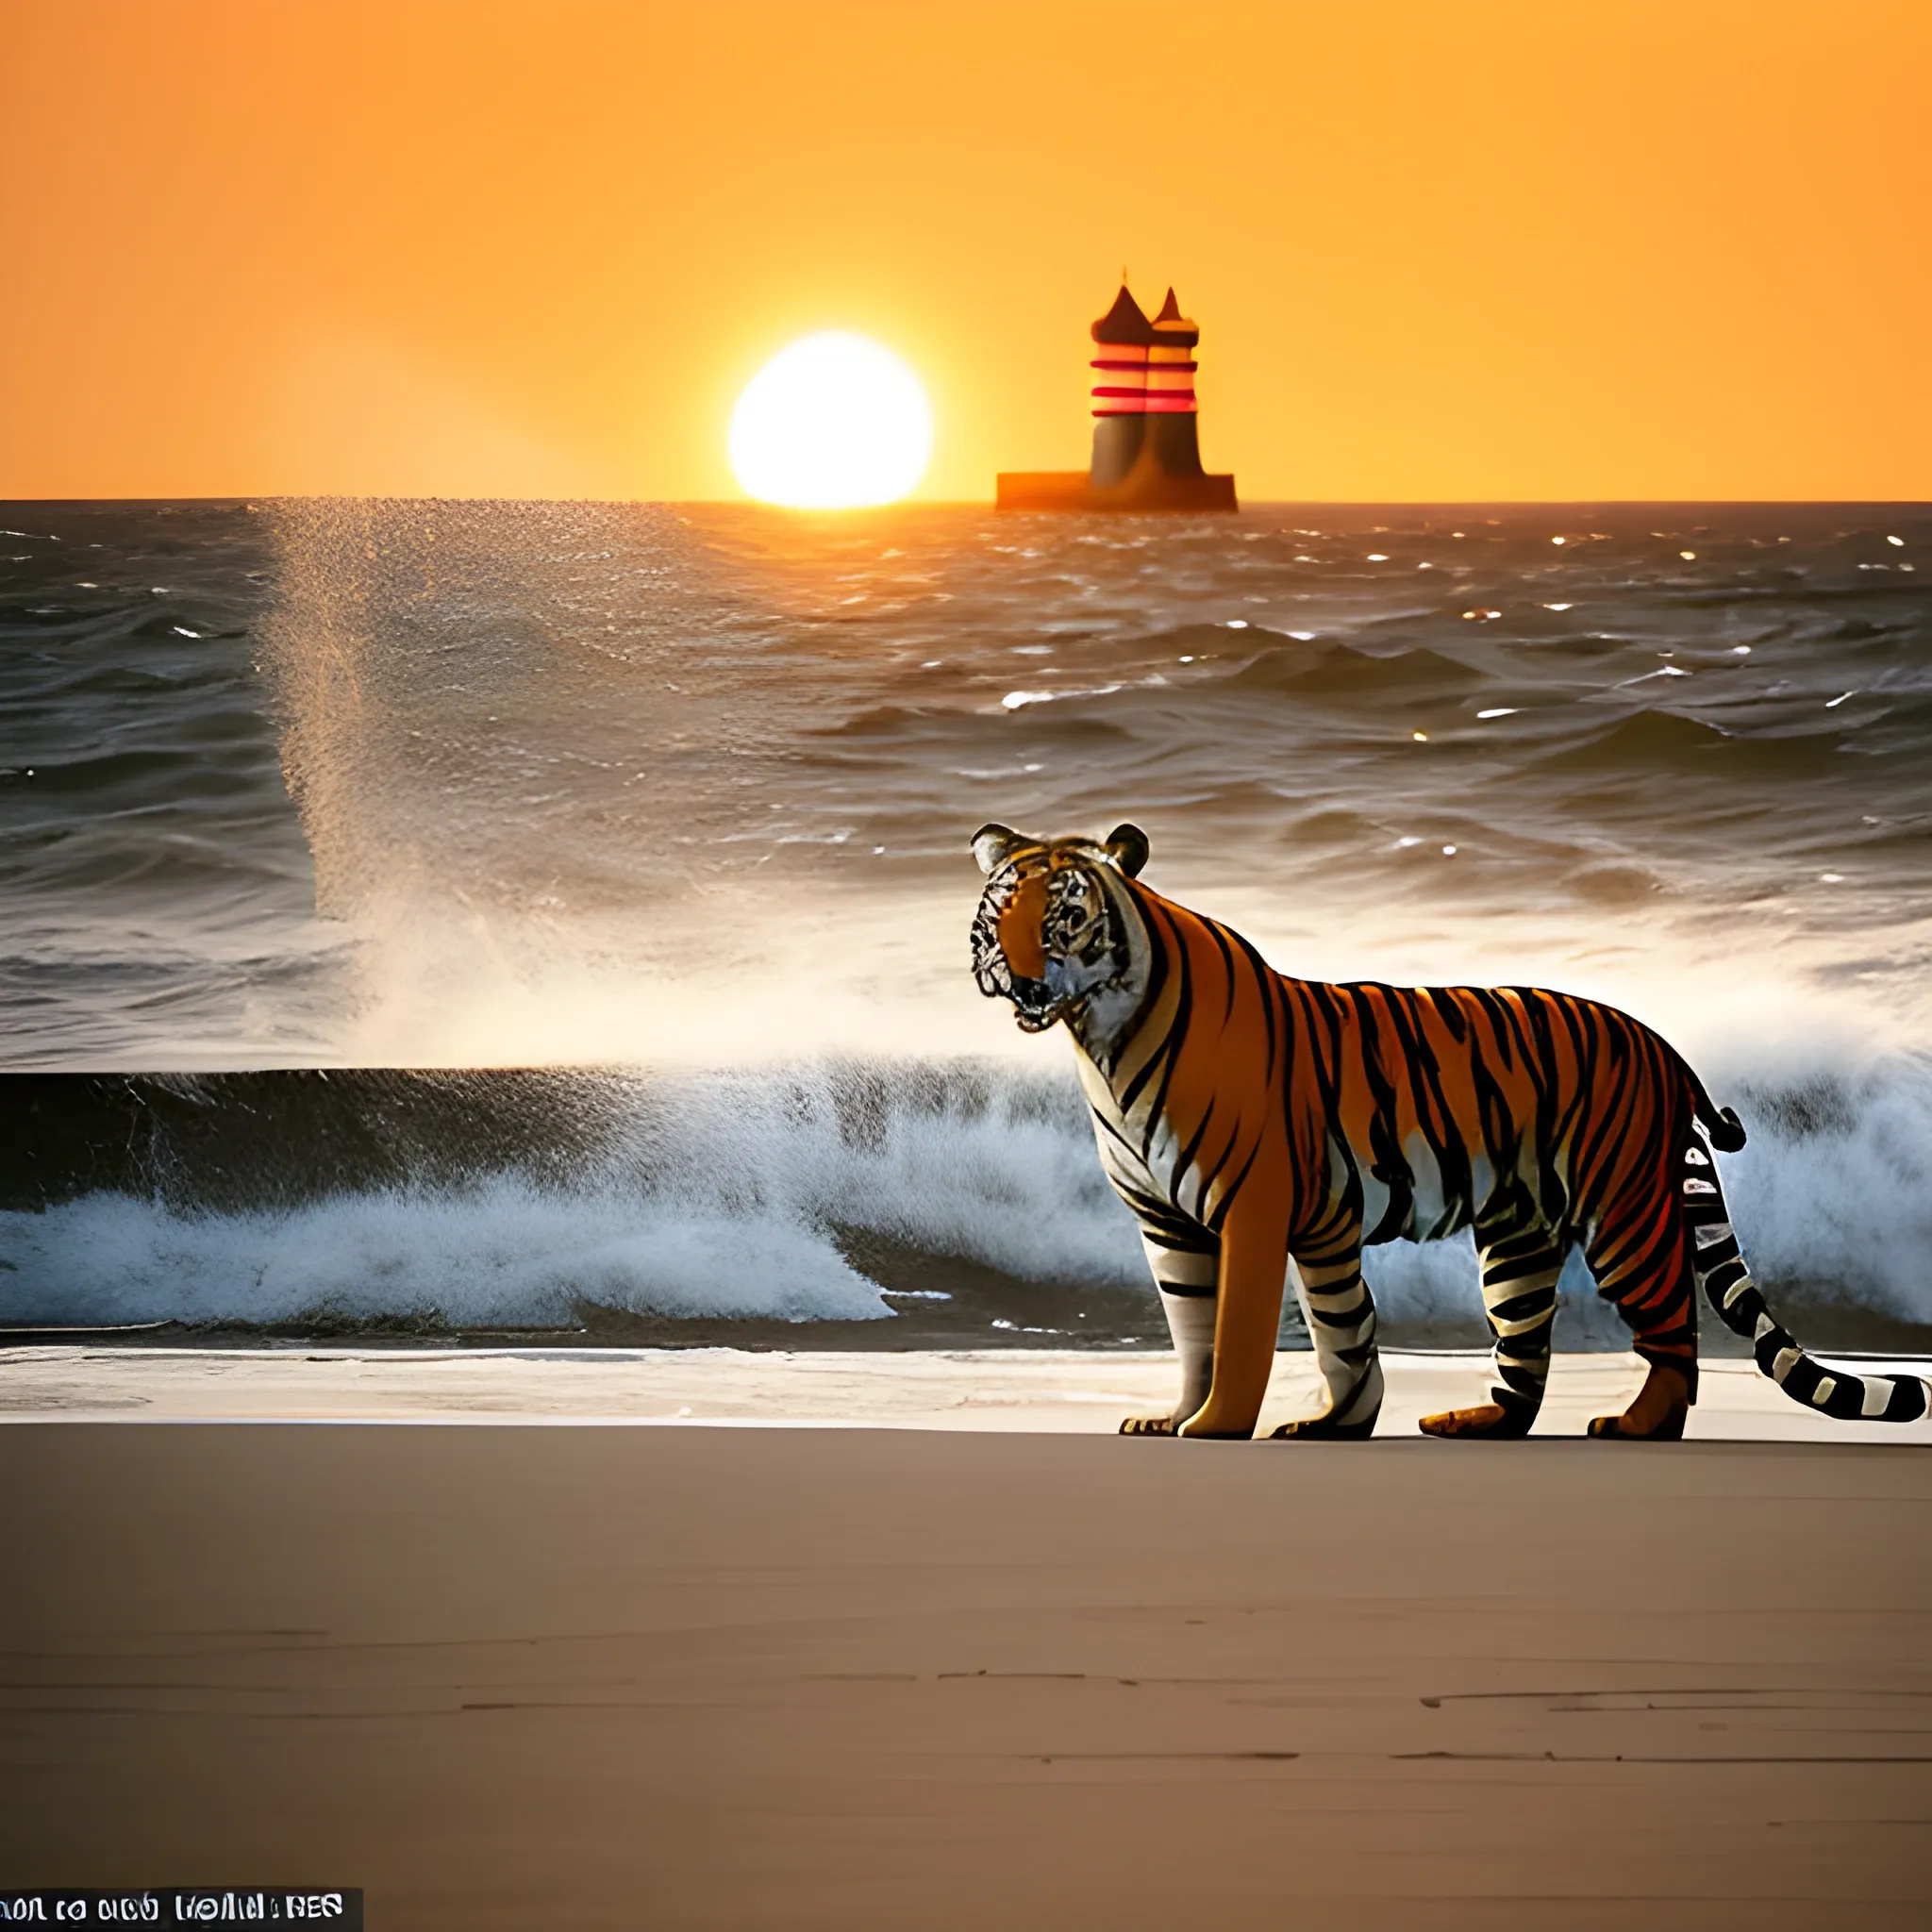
[{"x1": 4, "y1": 497, "x2": 1930, "y2": 1350}]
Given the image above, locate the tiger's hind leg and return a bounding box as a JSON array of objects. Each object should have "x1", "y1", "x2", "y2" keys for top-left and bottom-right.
[
  {"x1": 1579, "y1": 1145, "x2": 1700, "y2": 1441},
  {"x1": 1585, "y1": 1358, "x2": 1691, "y2": 1441},
  {"x1": 1270, "y1": 1248, "x2": 1382, "y2": 1441},
  {"x1": 1419, "y1": 1223, "x2": 1563, "y2": 1440}
]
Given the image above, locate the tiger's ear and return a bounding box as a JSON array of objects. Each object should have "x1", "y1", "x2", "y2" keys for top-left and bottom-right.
[
  {"x1": 972, "y1": 824, "x2": 1026, "y2": 875},
  {"x1": 1105, "y1": 824, "x2": 1149, "y2": 877}
]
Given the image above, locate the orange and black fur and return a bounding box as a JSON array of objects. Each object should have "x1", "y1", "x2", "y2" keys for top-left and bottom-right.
[{"x1": 970, "y1": 822, "x2": 1929, "y2": 1441}]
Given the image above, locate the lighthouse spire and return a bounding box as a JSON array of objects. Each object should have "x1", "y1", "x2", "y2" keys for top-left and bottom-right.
[
  {"x1": 1087, "y1": 284, "x2": 1156, "y2": 488},
  {"x1": 1141, "y1": 287, "x2": 1206, "y2": 481}
]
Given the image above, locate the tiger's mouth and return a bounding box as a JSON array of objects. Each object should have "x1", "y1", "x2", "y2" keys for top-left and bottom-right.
[
  {"x1": 1004, "y1": 974, "x2": 1074, "y2": 1032},
  {"x1": 972, "y1": 938, "x2": 1074, "y2": 1032}
]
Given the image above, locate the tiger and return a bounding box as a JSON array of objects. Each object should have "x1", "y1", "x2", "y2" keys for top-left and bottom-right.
[{"x1": 969, "y1": 821, "x2": 1930, "y2": 1442}]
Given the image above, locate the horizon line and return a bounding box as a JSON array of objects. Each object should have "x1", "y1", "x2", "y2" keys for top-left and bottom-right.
[{"x1": 5, "y1": 494, "x2": 1930, "y2": 511}]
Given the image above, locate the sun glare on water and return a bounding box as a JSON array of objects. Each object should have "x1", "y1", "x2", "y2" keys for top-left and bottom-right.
[{"x1": 728, "y1": 332, "x2": 932, "y2": 509}]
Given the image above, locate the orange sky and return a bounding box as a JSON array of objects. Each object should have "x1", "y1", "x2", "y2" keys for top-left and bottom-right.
[{"x1": 3, "y1": 0, "x2": 1927, "y2": 503}]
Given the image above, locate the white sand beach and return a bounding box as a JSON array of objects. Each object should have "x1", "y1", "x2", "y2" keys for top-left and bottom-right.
[{"x1": 2, "y1": 1348, "x2": 1929, "y2": 1927}]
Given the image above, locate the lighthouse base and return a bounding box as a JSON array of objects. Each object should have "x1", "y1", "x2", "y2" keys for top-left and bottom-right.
[{"x1": 995, "y1": 469, "x2": 1238, "y2": 514}]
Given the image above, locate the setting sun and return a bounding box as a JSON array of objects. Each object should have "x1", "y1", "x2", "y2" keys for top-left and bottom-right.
[{"x1": 727, "y1": 332, "x2": 932, "y2": 509}]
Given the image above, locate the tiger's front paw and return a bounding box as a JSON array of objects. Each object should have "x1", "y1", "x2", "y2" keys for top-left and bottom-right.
[{"x1": 1119, "y1": 1415, "x2": 1178, "y2": 1437}]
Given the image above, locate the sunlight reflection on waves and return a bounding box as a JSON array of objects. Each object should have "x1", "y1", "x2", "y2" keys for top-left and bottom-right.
[{"x1": 249, "y1": 497, "x2": 1932, "y2": 1074}]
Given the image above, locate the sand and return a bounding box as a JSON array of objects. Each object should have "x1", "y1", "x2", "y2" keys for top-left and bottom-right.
[
  {"x1": 8, "y1": 1342, "x2": 1932, "y2": 1440},
  {"x1": 3, "y1": 1350, "x2": 1929, "y2": 1927}
]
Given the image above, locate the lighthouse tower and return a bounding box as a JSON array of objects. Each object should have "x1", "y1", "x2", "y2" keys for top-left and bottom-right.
[
  {"x1": 997, "y1": 281, "x2": 1237, "y2": 512},
  {"x1": 1087, "y1": 283, "x2": 1158, "y2": 488},
  {"x1": 1141, "y1": 288, "x2": 1208, "y2": 482}
]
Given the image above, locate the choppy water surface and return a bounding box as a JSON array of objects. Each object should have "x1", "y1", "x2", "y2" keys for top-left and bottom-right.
[{"x1": 4, "y1": 499, "x2": 1930, "y2": 1343}]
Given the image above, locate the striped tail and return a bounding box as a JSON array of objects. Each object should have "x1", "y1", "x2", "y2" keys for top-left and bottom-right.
[
  {"x1": 1684, "y1": 1137, "x2": 1930, "y2": 1424},
  {"x1": 1678, "y1": 1053, "x2": 1748, "y2": 1153}
]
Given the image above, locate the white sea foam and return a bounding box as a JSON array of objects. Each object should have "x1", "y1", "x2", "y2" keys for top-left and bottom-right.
[
  {"x1": 4, "y1": 1050, "x2": 1928, "y2": 1336},
  {"x1": 0, "y1": 1059, "x2": 1144, "y2": 1330},
  {"x1": 0, "y1": 1186, "x2": 892, "y2": 1329}
]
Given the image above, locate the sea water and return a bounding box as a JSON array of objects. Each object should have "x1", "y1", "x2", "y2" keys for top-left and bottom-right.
[{"x1": 3, "y1": 499, "x2": 1929, "y2": 1344}]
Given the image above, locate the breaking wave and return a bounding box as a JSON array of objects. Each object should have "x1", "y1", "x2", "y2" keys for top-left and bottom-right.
[{"x1": 5, "y1": 1050, "x2": 1930, "y2": 1344}]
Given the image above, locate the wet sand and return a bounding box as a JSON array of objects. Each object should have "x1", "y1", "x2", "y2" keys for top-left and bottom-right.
[
  {"x1": 2, "y1": 1359, "x2": 1929, "y2": 1927},
  {"x1": 8, "y1": 1343, "x2": 1932, "y2": 1440}
]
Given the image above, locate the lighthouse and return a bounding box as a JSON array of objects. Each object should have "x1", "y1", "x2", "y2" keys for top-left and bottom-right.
[{"x1": 998, "y1": 282, "x2": 1238, "y2": 512}]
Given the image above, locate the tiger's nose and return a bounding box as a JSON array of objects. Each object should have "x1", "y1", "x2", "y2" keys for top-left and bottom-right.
[{"x1": 996, "y1": 873, "x2": 1048, "y2": 980}]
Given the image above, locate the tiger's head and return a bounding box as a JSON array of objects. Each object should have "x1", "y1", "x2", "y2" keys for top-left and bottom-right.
[{"x1": 970, "y1": 822, "x2": 1150, "y2": 1038}]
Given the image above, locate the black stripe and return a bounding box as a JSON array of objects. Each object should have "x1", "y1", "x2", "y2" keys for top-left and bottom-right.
[
  {"x1": 1208, "y1": 1134, "x2": 1266, "y2": 1235},
  {"x1": 1194, "y1": 1111, "x2": 1246, "y2": 1202},
  {"x1": 1205, "y1": 918, "x2": 1239, "y2": 1026},
  {"x1": 1135, "y1": 905, "x2": 1194, "y2": 1136},
  {"x1": 1227, "y1": 926, "x2": 1282, "y2": 1086},
  {"x1": 1483, "y1": 1249, "x2": 1566, "y2": 1288},
  {"x1": 1488, "y1": 1284, "x2": 1558, "y2": 1324},
  {"x1": 1174, "y1": 1093, "x2": 1219, "y2": 1192}
]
